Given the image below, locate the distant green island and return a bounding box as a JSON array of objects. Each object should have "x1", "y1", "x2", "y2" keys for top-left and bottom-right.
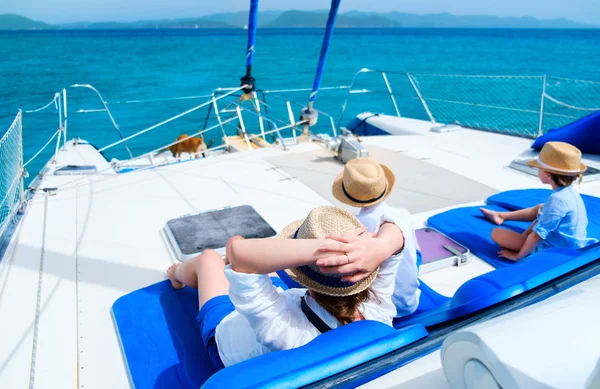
[{"x1": 1, "y1": 11, "x2": 597, "y2": 31}]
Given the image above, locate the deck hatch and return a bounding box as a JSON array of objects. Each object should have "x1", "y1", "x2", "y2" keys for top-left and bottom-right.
[
  {"x1": 54, "y1": 165, "x2": 98, "y2": 175},
  {"x1": 164, "y1": 205, "x2": 276, "y2": 261}
]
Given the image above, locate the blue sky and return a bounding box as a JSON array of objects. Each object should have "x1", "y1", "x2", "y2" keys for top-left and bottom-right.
[{"x1": 2, "y1": 0, "x2": 599, "y2": 25}]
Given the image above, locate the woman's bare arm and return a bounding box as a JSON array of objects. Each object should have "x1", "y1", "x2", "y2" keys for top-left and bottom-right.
[{"x1": 228, "y1": 236, "x2": 348, "y2": 274}]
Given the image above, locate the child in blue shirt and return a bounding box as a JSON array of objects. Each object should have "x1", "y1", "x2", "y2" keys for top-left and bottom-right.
[{"x1": 481, "y1": 142, "x2": 596, "y2": 261}]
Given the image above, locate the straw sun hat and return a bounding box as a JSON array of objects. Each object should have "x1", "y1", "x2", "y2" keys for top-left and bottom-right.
[
  {"x1": 527, "y1": 141, "x2": 587, "y2": 176},
  {"x1": 279, "y1": 206, "x2": 378, "y2": 297},
  {"x1": 332, "y1": 158, "x2": 396, "y2": 208}
]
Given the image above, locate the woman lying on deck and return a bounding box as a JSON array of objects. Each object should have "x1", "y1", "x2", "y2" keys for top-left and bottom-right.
[
  {"x1": 166, "y1": 206, "x2": 405, "y2": 370},
  {"x1": 481, "y1": 142, "x2": 596, "y2": 261}
]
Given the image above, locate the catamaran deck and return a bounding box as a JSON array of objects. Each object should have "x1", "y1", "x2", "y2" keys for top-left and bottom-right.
[{"x1": 1, "y1": 123, "x2": 600, "y2": 388}]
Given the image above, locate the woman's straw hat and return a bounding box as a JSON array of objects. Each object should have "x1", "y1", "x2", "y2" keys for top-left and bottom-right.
[
  {"x1": 279, "y1": 206, "x2": 378, "y2": 296},
  {"x1": 332, "y1": 158, "x2": 395, "y2": 208},
  {"x1": 527, "y1": 141, "x2": 587, "y2": 176}
]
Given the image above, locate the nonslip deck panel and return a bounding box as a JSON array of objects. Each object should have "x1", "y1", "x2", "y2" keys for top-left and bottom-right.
[
  {"x1": 112, "y1": 281, "x2": 428, "y2": 389},
  {"x1": 266, "y1": 145, "x2": 497, "y2": 214},
  {"x1": 166, "y1": 205, "x2": 276, "y2": 255}
]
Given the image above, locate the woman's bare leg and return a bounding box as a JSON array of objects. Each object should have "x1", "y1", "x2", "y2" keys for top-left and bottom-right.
[
  {"x1": 481, "y1": 204, "x2": 543, "y2": 225},
  {"x1": 167, "y1": 249, "x2": 230, "y2": 309},
  {"x1": 491, "y1": 228, "x2": 527, "y2": 252}
]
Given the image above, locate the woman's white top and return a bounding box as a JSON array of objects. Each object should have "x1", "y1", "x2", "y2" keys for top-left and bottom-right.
[{"x1": 215, "y1": 212, "x2": 404, "y2": 367}]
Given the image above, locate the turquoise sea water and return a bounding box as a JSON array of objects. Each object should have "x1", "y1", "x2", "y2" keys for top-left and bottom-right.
[{"x1": 1, "y1": 28, "x2": 600, "y2": 179}]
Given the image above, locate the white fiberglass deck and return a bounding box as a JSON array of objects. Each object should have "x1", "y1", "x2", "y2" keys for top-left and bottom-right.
[
  {"x1": 362, "y1": 274, "x2": 600, "y2": 389},
  {"x1": 1, "y1": 122, "x2": 600, "y2": 388}
]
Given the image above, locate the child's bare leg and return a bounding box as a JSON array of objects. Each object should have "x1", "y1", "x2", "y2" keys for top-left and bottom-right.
[
  {"x1": 491, "y1": 228, "x2": 527, "y2": 252},
  {"x1": 167, "y1": 249, "x2": 230, "y2": 309},
  {"x1": 481, "y1": 204, "x2": 543, "y2": 225}
]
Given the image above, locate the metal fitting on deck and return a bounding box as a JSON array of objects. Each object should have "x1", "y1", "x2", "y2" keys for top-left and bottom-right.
[
  {"x1": 300, "y1": 107, "x2": 319, "y2": 126},
  {"x1": 240, "y1": 74, "x2": 256, "y2": 94}
]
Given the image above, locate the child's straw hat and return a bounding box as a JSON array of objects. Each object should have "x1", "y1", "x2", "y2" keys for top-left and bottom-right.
[
  {"x1": 527, "y1": 142, "x2": 587, "y2": 176},
  {"x1": 332, "y1": 158, "x2": 395, "y2": 208}
]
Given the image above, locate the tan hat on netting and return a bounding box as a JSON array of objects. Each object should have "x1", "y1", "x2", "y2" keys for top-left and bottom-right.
[
  {"x1": 332, "y1": 158, "x2": 395, "y2": 208},
  {"x1": 527, "y1": 141, "x2": 587, "y2": 176},
  {"x1": 279, "y1": 206, "x2": 378, "y2": 297}
]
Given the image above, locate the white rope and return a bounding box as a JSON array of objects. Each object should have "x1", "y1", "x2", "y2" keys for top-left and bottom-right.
[
  {"x1": 29, "y1": 194, "x2": 49, "y2": 389},
  {"x1": 55, "y1": 119, "x2": 239, "y2": 191},
  {"x1": 262, "y1": 85, "x2": 350, "y2": 94},
  {"x1": 411, "y1": 74, "x2": 544, "y2": 79},
  {"x1": 75, "y1": 109, "x2": 105, "y2": 113},
  {"x1": 24, "y1": 94, "x2": 59, "y2": 114},
  {"x1": 24, "y1": 130, "x2": 61, "y2": 167},
  {"x1": 548, "y1": 76, "x2": 600, "y2": 85},
  {"x1": 544, "y1": 93, "x2": 600, "y2": 112},
  {"x1": 108, "y1": 94, "x2": 214, "y2": 105},
  {"x1": 421, "y1": 97, "x2": 540, "y2": 114},
  {"x1": 98, "y1": 86, "x2": 245, "y2": 153},
  {"x1": 144, "y1": 116, "x2": 238, "y2": 157}
]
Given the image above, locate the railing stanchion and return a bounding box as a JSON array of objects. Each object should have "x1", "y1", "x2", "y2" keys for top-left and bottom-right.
[
  {"x1": 252, "y1": 91, "x2": 266, "y2": 140},
  {"x1": 329, "y1": 116, "x2": 337, "y2": 137},
  {"x1": 407, "y1": 73, "x2": 436, "y2": 123},
  {"x1": 212, "y1": 95, "x2": 228, "y2": 148},
  {"x1": 236, "y1": 106, "x2": 252, "y2": 151},
  {"x1": 381, "y1": 72, "x2": 401, "y2": 118},
  {"x1": 56, "y1": 92, "x2": 64, "y2": 152},
  {"x1": 18, "y1": 110, "x2": 25, "y2": 212},
  {"x1": 71, "y1": 84, "x2": 134, "y2": 159},
  {"x1": 538, "y1": 75, "x2": 547, "y2": 137},
  {"x1": 62, "y1": 88, "x2": 68, "y2": 149},
  {"x1": 286, "y1": 101, "x2": 297, "y2": 144}
]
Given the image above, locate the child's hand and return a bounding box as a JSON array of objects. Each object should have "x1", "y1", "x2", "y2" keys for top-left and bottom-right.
[{"x1": 498, "y1": 249, "x2": 520, "y2": 261}]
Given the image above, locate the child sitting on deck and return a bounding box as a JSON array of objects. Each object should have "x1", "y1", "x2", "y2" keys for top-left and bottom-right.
[
  {"x1": 166, "y1": 206, "x2": 405, "y2": 370},
  {"x1": 322, "y1": 157, "x2": 421, "y2": 318},
  {"x1": 480, "y1": 142, "x2": 596, "y2": 261}
]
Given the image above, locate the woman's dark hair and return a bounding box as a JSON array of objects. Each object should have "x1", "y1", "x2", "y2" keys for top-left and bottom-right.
[
  {"x1": 311, "y1": 288, "x2": 377, "y2": 325},
  {"x1": 549, "y1": 173, "x2": 579, "y2": 187}
]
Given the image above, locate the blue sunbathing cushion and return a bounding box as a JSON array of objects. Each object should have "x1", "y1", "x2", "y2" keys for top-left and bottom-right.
[
  {"x1": 531, "y1": 111, "x2": 600, "y2": 155},
  {"x1": 395, "y1": 247, "x2": 591, "y2": 328},
  {"x1": 412, "y1": 280, "x2": 451, "y2": 315},
  {"x1": 113, "y1": 280, "x2": 428, "y2": 389},
  {"x1": 112, "y1": 281, "x2": 212, "y2": 389},
  {"x1": 486, "y1": 189, "x2": 600, "y2": 241},
  {"x1": 427, "y1": 205, "x2": 532, "y2": 268},
  {"x1": 203, "y1": 321, "x2": 427, "y2": 389}
]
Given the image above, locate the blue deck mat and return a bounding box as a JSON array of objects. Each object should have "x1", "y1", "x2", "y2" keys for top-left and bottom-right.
[
  {"x1": 427, "y1": 205, "x2": 532, "y2": 268},
  {"x1": 395, "y1": 246, "x2": 598, "y2": 329},
  {"x1": 486, "y1": 189, "x2": 600, "y2": 241},
  {"x1": 113, "y1": 281, "x2": 428, "y2": 389}
]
